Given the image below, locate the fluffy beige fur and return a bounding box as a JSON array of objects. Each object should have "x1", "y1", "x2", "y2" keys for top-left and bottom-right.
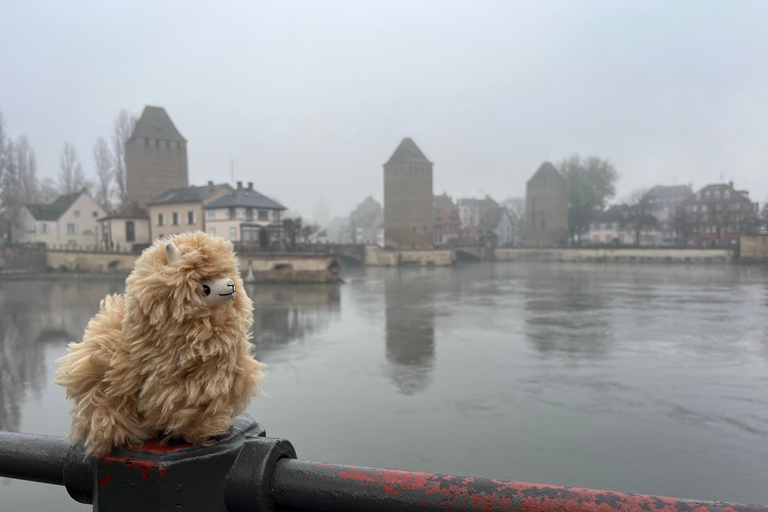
[{"x1": 54, "y1": 232, "x2": 265, "y2": 456}]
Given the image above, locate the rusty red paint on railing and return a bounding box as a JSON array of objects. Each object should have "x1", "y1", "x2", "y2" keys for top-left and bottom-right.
[{"x1": 269, "y1": 460, "x2": 768, "y2": 512}]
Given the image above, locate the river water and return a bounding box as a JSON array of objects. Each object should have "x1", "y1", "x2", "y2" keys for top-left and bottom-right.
[{"x1": 2, "y1": 263, "x2": 768, "y2": 510}]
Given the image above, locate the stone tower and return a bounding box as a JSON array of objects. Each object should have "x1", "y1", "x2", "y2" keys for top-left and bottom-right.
[
  {"x1": 523, "y1": 162, "x2": 569, "y2": 247},
  {"x1": 125, "y1": 106, "x2": 189, "y2": 207},
  {"x1": 383, "y1": 138, "x2": 433, "y2": 250}
]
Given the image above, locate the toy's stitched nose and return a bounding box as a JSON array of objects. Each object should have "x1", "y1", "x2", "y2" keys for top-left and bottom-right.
[{"x1": 219, "y1": 279, "x2": 235, "y2": 297}]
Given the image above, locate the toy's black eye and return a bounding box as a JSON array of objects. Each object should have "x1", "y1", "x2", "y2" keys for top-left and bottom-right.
[{"x1": 203, "y1": 285, "x2": 211, "y2": 296}]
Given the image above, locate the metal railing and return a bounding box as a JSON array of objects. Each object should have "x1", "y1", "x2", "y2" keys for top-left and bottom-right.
[{"x1": 1, "y1": 415, "x2": 766, "y2": 512}]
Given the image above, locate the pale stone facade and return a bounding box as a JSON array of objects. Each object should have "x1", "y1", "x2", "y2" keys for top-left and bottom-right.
[
  {"x1": 202, "y1": 182, "x2": 286, "y2": 244},
  {"x1": 383, "y1": 138, "x2": 433, "y2": 250},
  {"x1": 126, "y1": 106, "x2": 189, "y2": 207},
  {"x1": 13, "y1": 191, "x2": 107, "y2": 248},
  {"x1": 146, "y1": 183, "x2": 232, "y2": 240},
  {"x1": 98, "y1": 203, "x2": 151, "y2": 251},
  {"x1": 523, "y1": 162, "x2": 569, "y2": 247}
]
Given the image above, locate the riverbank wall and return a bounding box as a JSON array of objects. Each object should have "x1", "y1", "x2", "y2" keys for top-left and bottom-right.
[
  {"x1": 495, "y1": 247, "x2": 735, "y2": 263},
  {"x1": 23, "y1": 249, "x2": 342, "y2": 283},
  {"x1": 364, "y1": 245, "x2": 455, "y2": 266}
]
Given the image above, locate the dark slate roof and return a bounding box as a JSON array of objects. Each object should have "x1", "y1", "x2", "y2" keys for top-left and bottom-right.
[
  {"x1": 651, "y1": 184, "x2": 693, "y2": 199},
  {"x1": 203, "y1": 187, "x2": 286, "y2": 210},
  {"x1": 98, "y1": 202, "x2": 149, "y2": 221},
  {"x1": 384, "y1": 137, "x2": 432, "y2": 166},
  {"x1": 527, "y1": 162, "x2": 565, "y2": 185},
  {"x1": 128, "y1": 106, "x2": 186, "y2": 143},
  {"x1": 433, "y1": 193, "x2": 455, "y2": 210},
  {"x1": 146, "y1": 183, "x2": 231, "y2": 206},
  {"x1": 26, "y1": 191, "x2": 84, "y2": 221},
  {"x1": 681, "y1": 183, "x2": 751, "y2": 204}
]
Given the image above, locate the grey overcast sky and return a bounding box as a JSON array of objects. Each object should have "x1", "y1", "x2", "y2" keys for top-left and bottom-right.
[{"x1": 1, "y1": 1, "x2": 767, "y2": 220}]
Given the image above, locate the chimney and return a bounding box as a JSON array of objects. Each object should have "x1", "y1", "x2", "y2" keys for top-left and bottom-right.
[
  {"x1": 728, "y1": 180, "x2": 733, "y2": 188},
  {"x1": 237, "y1": 181, "x2": 243, "y2": 189},
  {"x1": 208, "y1": 180, "x2": 214, "y2": 190},
  {"x1": 248, "y1": 182, "x2": 253, "y2": 190}
]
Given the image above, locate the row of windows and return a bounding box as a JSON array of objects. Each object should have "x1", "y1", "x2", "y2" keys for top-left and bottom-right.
[
  {"x1": 690, "y1": 225, "x2": 746, "y2": 234},
  {"x1": 206, "y1": 208, "x2": 273, "y2": 221},
  {"x1": 696, "y1": 190, "x2": 730, "y2": 200},
  {"x1": 590, "y1": 222, "x2": 620, "y2": 231},
  {"x1": 72, "y1": 210, "x2": 100, "y2": 218},
  {"x1": 385, "y1": 165, "x2": 430, "y2": 175},
  {"x1": 144, "y1": 139, "x2": 183, "y2": 149},
  {"x1": 685, "y1": 203, "x2": 743, "y2": 213},
  {"x1": 158, "y1": 211, "x2": 196, "y2": 226}
]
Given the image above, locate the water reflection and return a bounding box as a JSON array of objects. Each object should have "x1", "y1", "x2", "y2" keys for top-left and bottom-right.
[
  {"x1": 0, "y1": 279, "x2": 122, "y2": 431},
  {"x1": 246, "y1": 283, "x2": 341, "y2": 362},
  {"x1": 524, "y1": 268, "x2": 612, "y2": 358},
  {"x1": 385, "y1": 270, "x2": 437, "y2": 395}
]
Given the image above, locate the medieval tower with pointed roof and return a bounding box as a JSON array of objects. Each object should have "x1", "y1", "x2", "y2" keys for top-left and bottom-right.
[
  {"x1": 125, "y1": 106, "x2": 189, "y2": 207},
  {"x1": 523, "y1": 162, "x2": 569, "y2": 247},
  {"x1": 383, "y1": 137, "x2": 433, "y2": 250}
]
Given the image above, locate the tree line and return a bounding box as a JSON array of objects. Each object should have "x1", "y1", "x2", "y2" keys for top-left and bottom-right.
[{"x1": 0, "y1": 106, "x2": 137, "y2": 240}]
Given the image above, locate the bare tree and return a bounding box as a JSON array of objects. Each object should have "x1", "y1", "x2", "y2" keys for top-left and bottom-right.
[
  {"x1": 14, "y1": 136, "x2": 40, "y2": 203},
  {"x1": 39, "y1": 178, "x2": 59, "y2": 203},
  {"x1": 623, "y1": 189, "x2": 658, "y2": 245},
  {"x1": 59, "y1": 141, "x2": 90, "y2": 194},
  {"x1": 0, "y1": 140, "x2": 21, "y2": 241},
  {"x1": 300, "y1": 222, "x2": 320, "y2": 244},
  {"x1": 93, "y1": 137, "x2": 113, "y2": 211},
  {"x1": 112, "y1": 110, "x2": 137, "y2": 207}
]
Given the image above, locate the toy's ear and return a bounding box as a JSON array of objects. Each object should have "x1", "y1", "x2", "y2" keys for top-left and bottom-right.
[{"x1": 165, "y1": 242, "x2": 181, "y2": 264}]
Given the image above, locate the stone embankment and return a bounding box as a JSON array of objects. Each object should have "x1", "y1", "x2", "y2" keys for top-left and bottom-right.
[{"x1": 495, "y1": 247, "x2": 735, "y2": 264}]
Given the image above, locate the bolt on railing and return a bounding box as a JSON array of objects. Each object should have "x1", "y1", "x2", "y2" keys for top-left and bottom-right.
[{"x1": 1, "y1": 415, "x2": 767, "y2": 512}]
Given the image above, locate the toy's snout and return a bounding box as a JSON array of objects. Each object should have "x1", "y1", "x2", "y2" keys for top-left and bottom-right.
[{"x1": 201, "y1": 278, "x2": 236, "y2": 306}]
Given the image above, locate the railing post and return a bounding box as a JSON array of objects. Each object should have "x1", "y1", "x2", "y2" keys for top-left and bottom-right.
[{"x1": 91, "y1": 416, "x2": 283, "y2": 512}]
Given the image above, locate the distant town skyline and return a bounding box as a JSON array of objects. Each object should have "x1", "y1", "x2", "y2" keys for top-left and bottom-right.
[{"x1": 2, "y1": 1, "x2": 767, "y2": 221}]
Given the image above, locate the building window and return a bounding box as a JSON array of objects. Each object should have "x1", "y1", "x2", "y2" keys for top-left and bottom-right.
[
  {"x1": 93, "y1": 211, "x2": 98, "y2": 217},
  {"x1": 166, "y1": 140, "x2": 170, "y2": 148},
  {"x1": 126, "y1": 221, "x2": 135, "y2": 242},
  {"x1": 158, "y1": 214, "x2": 164, "y2": 226},
  {"x1": 230, "y1": 227, "x2": 237, "y2": 241},
  {"x1": 155, "y1": 139, "x2": 160, "y2": 147},
  {"x1": 67, "y1": 223, "x2": 77, "y2": 235},
  {"x1": 41, "y1": 223, "x2": 49, "y2": 234},
  {"x1": 715, "y1": 204, "x2": 722, "y2": 212},
  {"x1": 74, "y1": 210, "x2": 81, "y2": 218},
  {"x1": 258, "y1": 210, "x2": 268, "y2": 221},
  {"x1": 714, "y1": 191, "x2": 720, "y2": 199},
  {"x1": 145, "y1": 138, "x2": 149, "y2": 146},
  {"x1": 172, "y1": 212, "x2": 179, "y2": 225},
  {"x1": 188, "y1": 211, "x2": 195, "y2": 224},
  {"x1": 605, "y1": 234, "x2": 612, "y2": 243},
  {"x1": 705, "y1": 191, "x2": 711, "y2": 199},
  {"x1": 702, "y1": 205, "x2": 708, "y2": 212},
  {"x1": 228, "y1": 207, "x2": 236, "y2": 220},
  {"x1": 208, "y1": 228, "x2": 216, "y2": 236},
  {"x1": 246, "y1": 208, "x2": 253, "y2": 221},
  {"x1": 724, "y1": 191, "x2": 730, "y2": 199},
  {"x1": 242, "y1": 225, "x2": 259, "y2": 241},
  {"x1": 207, "y1": 210, "x2": 215, "y2": 220}
]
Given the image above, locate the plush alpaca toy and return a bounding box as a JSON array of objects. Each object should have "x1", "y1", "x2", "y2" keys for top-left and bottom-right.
[{"x1": 54, "y1": 232, "x2": 265, "y2": 456}]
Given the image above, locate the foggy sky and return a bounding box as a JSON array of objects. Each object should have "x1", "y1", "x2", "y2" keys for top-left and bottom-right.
[{"x1": 1, "y1": 1, "x2": 767, "y2": 221}]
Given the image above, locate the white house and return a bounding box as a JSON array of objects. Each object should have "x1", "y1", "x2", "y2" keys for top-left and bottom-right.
[
  {"x1": 12, "y1": 190, "x2": 107, "y2": 249},
  {"x1": 202, "y1": 182, "x2": 286, "y2": 245},
  {"x1": 480, "y1": 207, "x2": 518, "y2": 247}
]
